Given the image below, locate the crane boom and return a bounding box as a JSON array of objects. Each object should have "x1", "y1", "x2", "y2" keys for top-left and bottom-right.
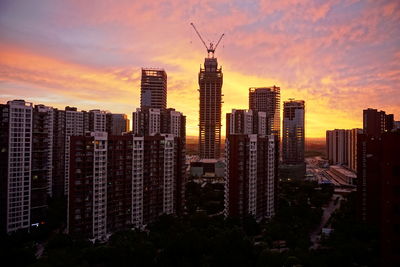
[
  {"x1": 213, "y1": 33, "x2": 225, "y2": 52},
  {"x1": 190, "y1": 22, "x2": 225, "y2": 58},
  {"x1": 190, "y1": 23, "x2": 208, "y2": 52}
]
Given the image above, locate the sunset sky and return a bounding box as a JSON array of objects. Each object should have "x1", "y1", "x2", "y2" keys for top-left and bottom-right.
[{"x1": 0, "y1": 0, "x2": 399, "y2": 137}]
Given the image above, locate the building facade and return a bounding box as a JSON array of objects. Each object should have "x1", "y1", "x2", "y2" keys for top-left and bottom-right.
[
  {"x1": 140, "y1": 68, "x2": 167, "y2": 110},
  {"x1": 198, "y1": 57, "x2": 223, "y2": 159}
]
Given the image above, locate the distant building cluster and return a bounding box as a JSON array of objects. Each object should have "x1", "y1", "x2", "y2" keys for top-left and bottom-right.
[
  {"x1": 0, "y1": 100, "x2": 129, "y2": 234},
  {"x1": 325, "y1": 107, "x2": 400, "y2": 265},
  {"x1": 355, "y1": 108, "x2": 399, "y2": 265},
  {"x1": 0, "y1": 50, "x2": 310, "y2": 240},
  {"x1": 0, "y1": 67, "x2": 186, "y2": 241}
]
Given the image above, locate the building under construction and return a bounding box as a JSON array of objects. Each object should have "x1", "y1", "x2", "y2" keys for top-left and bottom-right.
[
  {"x1": 140, "y1": 68, "x2": 167, "y2": 110},
  {"x1": 198, "y1": 58, "x2": 223, "y2": 159},
  {"x1": 191, "y1": 23, "x2": 224, "y2": 159}
]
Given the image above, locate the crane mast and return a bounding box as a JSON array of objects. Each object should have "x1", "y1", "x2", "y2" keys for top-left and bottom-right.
[{"x1": 190, "y1": 22, "x2": 224, "y2": 58}]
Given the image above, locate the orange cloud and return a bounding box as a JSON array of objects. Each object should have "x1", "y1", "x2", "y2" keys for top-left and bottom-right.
[{"x1": 0, "y1": 0, "x2": 399, "y2": 138}]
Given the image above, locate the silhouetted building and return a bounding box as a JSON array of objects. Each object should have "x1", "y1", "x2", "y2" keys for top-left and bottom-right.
[
  {"x1": 282, "y1": 100, "x2": 305, "y2": 165},
  {"x1": 106, "y1": 134, "x2": 135, "y2": 233},
  {"x1": 224, "y1": 134, "x2": 276, "y2": 220},
  {"x1": 51, "y1": 108, "x2": 66, "y2": 198},
  {"x1": 140, "y1": 68, "x2": 167, "y2": 110},
  {"x1": 0, "y1": 100, "x2": 33, "y2": 233},
  {"x1": 363, "y1": 108, "x2": 394, "y2": 137},
  {"x1": 68, "y1": 132, "x2": 108, "y2": 241},
  {"x1": 249, "y1": 86, "x2": 280, "y2": 138},
  {"x1": 198, "y1": 57, "x2": 223, "y2": 159},
  {"x1": 224, "y1": 109, "x2": 276, "y2": 220},
  {"x1": 357, "y1": 131, "x2": 400, "y2": 266},
  {"x1": 31, "y1": 105, "x2": 54, "y2": 226}
]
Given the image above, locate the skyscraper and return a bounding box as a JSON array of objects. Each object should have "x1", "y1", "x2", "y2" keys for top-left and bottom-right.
[
  {"x1": 140, "y1": 68, "x2": 167, "y2": 110},
  {"x1": 282, "y1": 99, "x2": 305, "y2": 165},
  {"x1": 249, "y1": 86, "x2": 280, "y2": 138},
  {"x1": 225, "y1": 109, "x2": 276, "y2": 220},
  {"x1": 198, "y1": 57, "x2": 223, "y2": 159}
]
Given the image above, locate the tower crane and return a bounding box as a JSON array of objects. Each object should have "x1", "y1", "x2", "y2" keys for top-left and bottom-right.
[{"x1": 190, "y1": 22, "x2": 224, "y2": 58}]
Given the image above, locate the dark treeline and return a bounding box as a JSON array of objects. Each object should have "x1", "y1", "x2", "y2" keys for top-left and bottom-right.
[{"x1": 1, "y1": 181, "x2": 378, "y2": 267}]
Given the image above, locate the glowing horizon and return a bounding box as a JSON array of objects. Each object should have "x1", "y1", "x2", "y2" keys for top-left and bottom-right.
[{"x1": 1, "y1": 0, "x2": 399, "y2": 138}]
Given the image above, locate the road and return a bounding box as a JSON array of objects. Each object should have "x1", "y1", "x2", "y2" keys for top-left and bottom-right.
[
  {"x1": 306, "y1": 157, "x2": 346, "y2": 249},
  {"x1": 309, "y1": 194, "x2": 343, "y2": 249}
]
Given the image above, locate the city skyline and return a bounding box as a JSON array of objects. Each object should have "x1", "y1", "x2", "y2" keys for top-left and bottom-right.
[{"x1": 1, "y1": 0, "x2": 399, "y2": 138}]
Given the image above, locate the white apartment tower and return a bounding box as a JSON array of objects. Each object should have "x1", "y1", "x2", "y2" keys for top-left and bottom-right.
[{"x1": 0, "y1": 100, "x2": 33, "y2": 233}]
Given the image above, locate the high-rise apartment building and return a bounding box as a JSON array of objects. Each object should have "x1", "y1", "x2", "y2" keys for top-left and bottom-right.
[
  {"x1": 249, "y1": 86, "x2": 280, "y2": 138},
  {"x1": 326, "y1": 128, "x2": 362, "y2": 173},
  {"x1": 0, "y1": 100, "x2": 33, "y2": 233},
  {"x1": 68, "y1": 132, "x2": 108, "y2": 241},
  {"x1": 52, "y1": 108, "x2": 66, "y2": 198},
  {"x1": 226, "y1": 109, "x2": 267, "y2": 137},
  {"x1": 140, "y1": 68, "x2": 167, "y2": 110},
  {"x1": 0, "y1": 99, "x2": 131, "y2": 234},
  {"x1": 106, "y1": 134, "x2": 134, "y2": 233},
  {"x1": 64, "y1": 107, "x2": 85, "y2": 196},
  {"x1": 326, "y1": 129, "x2": 348, "y2": 165},
  {"x1": 357, "y1": 131, "x2": 400, "y2": 266},
  {"x1": 132, "y1": 107, "x2": 186, "y2": 217},
  {"x1": 31, "y1": 105, "x2": 54, "y2": 225},
  {"x1": 131, "y1": 134, "x2": 183, "y2": 227},
  {"x1": 106, "y1": 113, "x2": 129, "y2": 135},
  {"x1": 282, "y1": 100, "x2": 305, "y2": 165},
  {"x1": 198, "y1": 58, "x2": 223, "y2": 159},
  {"x1": 363, "y1": 108, "x2": 394, "y2": 137},
  {"x1": 67, "y1": 132, "x2": 185, "y2": 240},
  {"x1": 347, "y1": 128, "x2": 362, "y2": 173},
  {"x1": 88, "y1": 109, "x2": 107, "y2": 132},
  {"x1": 133, "y1": 108, "x2": 185, "y2": 138},
  {"x1": 224, "y1": 109, "x2": 276, "y2": 220}
]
